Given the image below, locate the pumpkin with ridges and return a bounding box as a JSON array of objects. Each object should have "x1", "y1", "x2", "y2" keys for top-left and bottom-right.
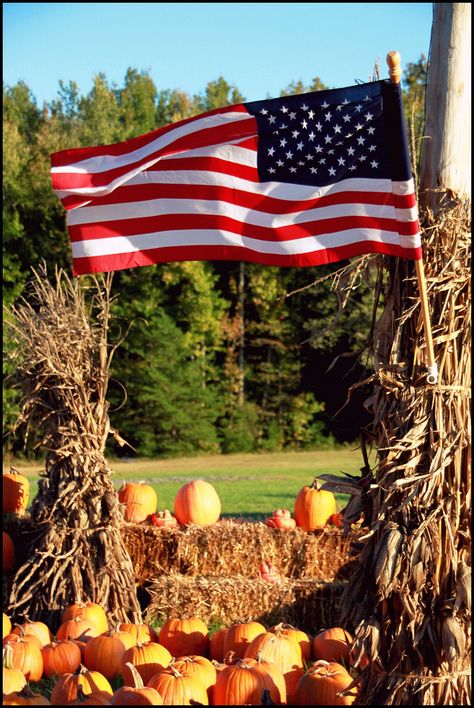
[
  {"x1": 223, "y1": 621, "x2": 266, "y2": 660},
  {"x1": 174, "y1": 480, "x2": 221, "y2": 526},
  {"x1": 294, "y1": 479, "x2": 336, "y2": 531},
  {"x1": 312, "y1": 627, "x2": 353, "y2": 665},
  {"x1": 212, "y1": 658, "x2": 281, "y2": 705},
  {"x1": 83, "y1": 629, "x2": 135, "y2": 679},
  {"x1": 42, "y1": 639, "x2": 82, "y2": 678},
  {"x1": 146, "y1": 664, "x2": 209, "y2": 705},
  {"x1": 62, "y1": 603, "x2": 108, "y2": 635},
  {"x1": 244, "y1": 627, "x2": 304, "y2": 703},
  {"x1": 3, "y1": 632, "x2": 43, "y2": 682},
  {"x1": 118, "y1": 481, "x2": 157, "y2": 523},
  {"x1": 50, "y1": 664, "x2": 113, "y2": 705},
  {"x1": 112, "y1": 662, "x2": 163, "y2": 705},
  {"x1": 158, "y1": 616, "x2": 209, "y2": 657},
  {"x1": 295, "y1": 659, "x2": 357, "y2": 705},
  {"x1": 121, "y1": 641, "x2": 172, "y2": 686}
]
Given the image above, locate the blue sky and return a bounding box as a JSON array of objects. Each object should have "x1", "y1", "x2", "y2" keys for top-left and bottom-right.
[{"x1": 3, "y1": 3, "x2": 433, "y2": 106}]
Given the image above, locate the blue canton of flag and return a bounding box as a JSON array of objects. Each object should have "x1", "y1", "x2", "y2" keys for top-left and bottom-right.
[{"x1": 246, "y1": 80, "x2": 410, "y2": 187}]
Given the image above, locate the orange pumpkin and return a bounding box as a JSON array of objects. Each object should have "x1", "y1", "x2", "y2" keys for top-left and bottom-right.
[
  {"x1": 56, "y1": 617, "x2": 102, "y2": 643},
  {"x1": 172, "y1": 655, "x2": 217, "y2": 701},
  {"x1": 3, "y1": 644, "x2": 27, "y2": 696},
  {"x1": 83, "y1": 629, "x2": 135, "y2": 680},
  {"x1": 12, "y1": 621, "x2": 52, "y2": 648},
  {"x1": 121, "y1": 641, "x2": 172, "y2": 686},
  {"x1": 295, "y1": 659, "x2": 357, "y2": 705},
  {"x1": 3, "y1": 532, "x2": 15, "y2": 573},
  {"x1": 3, "y1": 632, "x2": 43, "y2": 682},
  {"x1": 244, "y1": 653, "x2": 287, "y2": 704},
  {"x1": 50, "y1": 664, "x2": 113, "y2": 705},
  {"x1": 42, "y1": 640, "x2": 82, "y2": 678},
  {"x1": 212, "y1": 659, "x2": 278, "y2": 705},
  {"x1": 223, "y1": 621, "x2": 266, "y2": 660},
  {"x1": 271, "y1": 623, "x2": 311, "y2": 663},
  {"x1": 244, "y1": 628, "x2": 304, "y2": 703},
  {"x1": 209, "y1": 627, "x2": 228, "y2": 662},
  {"x1": 3, "y1": 613, "x2": 12, "y2": 639},
  {"x1": 3, "y1": 469, "x2": 30, "y2": 515},
  {"x1": 118, "y1": 482, "x2": 157, "y2": 523},
  {"x1": 312, "y1": 627, "x2": 353, "y2": 665},
  {"x1": 70, "y1": 687, "x2": 112, "y2": 705},
  {"x1": 294, "y1": 479, "x2": 336, "y2": 531},
  {"x1": 112, "y1": 663, "x2": 163, "y2": 705},
  {"x1": 117, "y1": 623, "x2": 158, "y2": 645},
  {"x1": 158, "y1": 617, "x2": 209, "y2": 657},
  {"x1": 173, "y1": 480, "x2": 221, "y2": 526},
  {"x1": 62, "y1": 603, "x2": 108, "y2": 634},
  {"x1": 3, "y1": 686, "x2": 50, "y2": 704},
  {"x1": 146, "y1": 664, "x2": 209, "y2": 705}
]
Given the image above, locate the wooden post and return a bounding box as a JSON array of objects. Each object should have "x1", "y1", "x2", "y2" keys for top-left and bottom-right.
[
  {"x1": 386, "y1": 51, "x2": 438, "y2": 384},
  {"x1": 419, "y1": 3, "x2": 471, "y2": 213}
]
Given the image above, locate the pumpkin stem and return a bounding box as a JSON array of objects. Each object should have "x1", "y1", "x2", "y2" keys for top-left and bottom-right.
[
  {"x1": 223, "y1": 649, "x2": 236, "y2": 664},
  {"x1": 124, "y1": 661, "x2": 145, "y2": 689},
  {"x1": 75, "y1": 664, "x2": 89, "y2": 675},
  {"x1": 310, "y1": 477, "x2": 322, "y2": 490}
]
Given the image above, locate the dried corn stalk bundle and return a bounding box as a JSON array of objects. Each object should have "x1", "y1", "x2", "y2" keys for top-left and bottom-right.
[
  {"x1": 4, "y1": 266, "x2": 142, "y2": 629},
  {"x1": 123, "y1": 520, "x2": 358, "y2": 583},
  {"x1": 331, "y1": 198, "x2": 471, "y2": 705},
  {"x1": 145, "y1": 574, "x2": 345, "y2": 631}
]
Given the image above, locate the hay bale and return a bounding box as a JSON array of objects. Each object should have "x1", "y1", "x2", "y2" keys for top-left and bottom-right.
[
  {"x1": 123, "y1": 519, "x2": 359, "y2": 583},
  {"x1": 144, "y1": 574, "x2": 345, "y2": 633}
]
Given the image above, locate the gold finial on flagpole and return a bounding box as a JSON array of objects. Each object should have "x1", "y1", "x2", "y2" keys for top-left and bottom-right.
[{"x1": 386, "y1": 51, "x2": 402, "y2": 85}]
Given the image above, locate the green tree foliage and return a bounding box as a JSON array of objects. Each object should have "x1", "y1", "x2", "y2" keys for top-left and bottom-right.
[
  {"x1": 3, "y1": 61, "x2": 427, "y2": 457},
  {"x1": 107, "y1": 302, "x2": 222, "y2": 458},
  {"x1": 401, "y1": 54, "x2": 428, "y2": 172}
]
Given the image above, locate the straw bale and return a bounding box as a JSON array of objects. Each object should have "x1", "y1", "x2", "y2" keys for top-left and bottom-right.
[
  {"x1": 144, "y1": 574, "x2": 345, "y2": 633},
  {"x1": 122, "y1": 519, "x2": 359, "y2": 583}
]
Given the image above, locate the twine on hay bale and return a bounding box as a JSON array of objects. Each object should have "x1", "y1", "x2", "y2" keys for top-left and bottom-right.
[
  {"x1": 144, "y1": 574, "x2": 346, "y2": 631},
  {"x1": 122, "y1": 519, "x2": 359, "y2": 584}
]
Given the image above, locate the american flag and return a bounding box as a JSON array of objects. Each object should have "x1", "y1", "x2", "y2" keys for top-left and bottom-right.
[{"x1": 51, "y1": 79, "x2": 421, "y2": 276}]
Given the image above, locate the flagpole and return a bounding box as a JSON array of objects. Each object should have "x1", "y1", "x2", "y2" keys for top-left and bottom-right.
[{"x1": 386, "y1": 50, "x2": 438, "y2": 385}]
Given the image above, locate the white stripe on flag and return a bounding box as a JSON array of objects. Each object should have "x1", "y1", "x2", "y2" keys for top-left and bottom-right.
[
  {"x1": 67, "y1": 197, "x2": 416, "y2": 228},
  {"x1": 71, "y1": 227, "x2": 412, "y2": 259}
]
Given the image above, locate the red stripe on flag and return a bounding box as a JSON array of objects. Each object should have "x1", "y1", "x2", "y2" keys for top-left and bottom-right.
[
  {"x1": 68, "y1": 214, "x2": 419, "y2": 243},
  {"x1": 72, "y1": 241, "x2": 423, "y2": 276}
]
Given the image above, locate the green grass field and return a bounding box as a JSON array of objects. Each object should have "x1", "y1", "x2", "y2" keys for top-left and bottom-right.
[{"x1": 8, "y1": 447, "x2": 366, "y2": 520}]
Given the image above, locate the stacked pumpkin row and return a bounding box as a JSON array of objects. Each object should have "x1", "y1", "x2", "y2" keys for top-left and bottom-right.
[
  {"x1": 119, "y1": 477, "x2": 341, "y2": 531},
  {"x1": 3, "y1": 602, "x2": 363, "y2": 705}
]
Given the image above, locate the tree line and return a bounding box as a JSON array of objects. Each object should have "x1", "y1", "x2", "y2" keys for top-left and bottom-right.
[{"x1": 3, "y1": 58, "x2": 427, "y2": 458}]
